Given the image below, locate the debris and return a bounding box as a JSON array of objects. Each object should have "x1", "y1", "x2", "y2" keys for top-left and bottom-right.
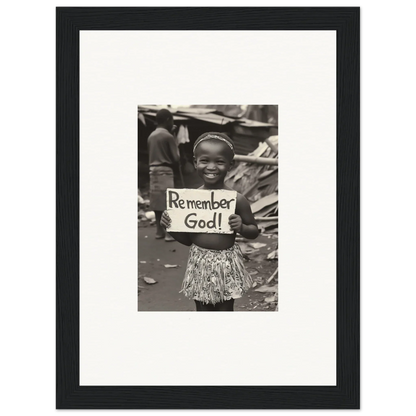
[
  {"x1": 250, "y1": 193, "x2": 278, "y2": 215},
  {"x1": 252, "y1": 282, "x2": 258, "y2": 288},
  {"x1": 267, "y1": 267, "x2": 278, "y2": 284},
  {"x1": 258, "y1": 221, "x2": 279, "y2": 233},
  {"x1": 164, "y1": 264, "x2": 178, "y2": 268},
  {"x1": 255, "y1": 216, "x2": 279, "y2": 221},
  {"x1": 239, "y1": 242, "x2": 259, "y2": 255},
  {"x1": 264, "y1": 296, "x2": 275, "y2": 303},
  {"x1": 248, "y1": 242, "x2": 267, "y2": 249},
  {"x1": 251, "y1": 254, "x2": 266, "y2": 263},
  {"x1": 145, "y1": 211, "x2": 155, "y2": 220},
  {"x1": 262, "y1": 233, "x2": 278, "y2": 239},
  {"x1": 224, "y1": 137, "x2": 279, "y2": 236},
  {"x1": 139, "y1": 261, "x2": 146, "y2": 264},
  {"x1": 233, "y1": 155, "x2": 278, "y2": 165},
  {"x1": 258, "y1": 168, "x2": 277, "y2": 180},
  {"x1": 255, "y1": 285, "x2": 278, "y2": 293},
  {"x1": 267, "y1": 250, "x2": 278, "y2": 260},
  {"x1": 143, "y1": 277, "x2": 157, "y2": 285},
  {"x1": 264, "y1": 137, "x2": 278, "y2": 153},
  {"x1": 157, "y1": 259, "x2": 160, "y2": 261},
  {"x1": 243, "y1": 248, "x2": 258, "y2": 255},
  {"x1": 138, "y1": 209, "x2": 147, "y2": 219},
  {"x1": 249, "y1": 270, "x2": 258, "y2": 276}
]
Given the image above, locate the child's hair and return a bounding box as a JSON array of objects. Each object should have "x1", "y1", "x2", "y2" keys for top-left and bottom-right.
[{"x1": 193, "y1": 132, "x2": 235, "y2": 157}]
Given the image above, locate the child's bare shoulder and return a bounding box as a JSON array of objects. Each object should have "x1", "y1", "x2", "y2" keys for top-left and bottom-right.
[{"x1": 235, "y1": 191, "x2": 248, "y2": 203}]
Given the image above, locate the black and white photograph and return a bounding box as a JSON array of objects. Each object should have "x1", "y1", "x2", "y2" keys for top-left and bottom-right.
[
  {"x1": 53, "y1": 6, "x2": 363, "y2": 408},
  {"x1": 138, "y1": 105, "x2": 279, "y2": 312}
]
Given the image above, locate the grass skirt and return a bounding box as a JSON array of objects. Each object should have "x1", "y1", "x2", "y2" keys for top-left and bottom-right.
[{"x1": 180, "y1": 243, "x2": 252, "y2": 305}]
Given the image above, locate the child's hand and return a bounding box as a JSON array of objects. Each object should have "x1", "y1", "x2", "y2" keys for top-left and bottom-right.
[
  {"x1": 160, "y1": 210, "x2": 171, "y2": 229},
  {"x1": 228, "y1": 214, "x2": 243, "y2": 233}
]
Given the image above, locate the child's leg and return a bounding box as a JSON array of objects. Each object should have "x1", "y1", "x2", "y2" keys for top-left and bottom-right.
[
  {"x1": 214, "y1": 299, "x2": 234, "y2": 311},
  {"x1": 194, "y1": 300, "x2": 215, "y2": 311}
]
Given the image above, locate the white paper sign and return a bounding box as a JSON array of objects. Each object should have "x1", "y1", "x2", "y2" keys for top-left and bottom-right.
[{"x1": 166, "y1": 188, "x2": 237, "y2": 234}]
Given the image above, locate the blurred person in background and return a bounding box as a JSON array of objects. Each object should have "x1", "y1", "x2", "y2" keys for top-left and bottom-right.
[{"x1": 147, "y1": 108, "x2": 179, "y2": 242}]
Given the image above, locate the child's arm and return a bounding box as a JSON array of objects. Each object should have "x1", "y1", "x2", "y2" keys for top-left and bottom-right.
[
  {"x1": 229, "y1": 193, "x2": 259, "y2": 240},
  {"x1": 160, "y1": 210, "x2": 193, "y2": 246}
]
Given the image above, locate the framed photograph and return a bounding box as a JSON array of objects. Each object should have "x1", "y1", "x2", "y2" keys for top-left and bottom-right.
[{"x1": 57, "y1": 7, "x2": 359, "y2": 409}]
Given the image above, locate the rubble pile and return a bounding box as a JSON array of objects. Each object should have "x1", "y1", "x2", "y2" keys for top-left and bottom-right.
[{"x1": 225, "y1": 136, "x2": 278, "y2": 234}]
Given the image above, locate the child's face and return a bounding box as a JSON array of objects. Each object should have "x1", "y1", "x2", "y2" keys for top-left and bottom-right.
[{"x1": 193, "y1": 140, "x2": 234, "y2": 187}]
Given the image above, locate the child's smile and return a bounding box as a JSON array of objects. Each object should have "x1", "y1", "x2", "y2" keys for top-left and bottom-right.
[
  {"x1": 202, "y1": 166, "x2": 225, "y2": 183},
  {"x1": 204, "y1": 172, "x2": 219, "y2": 178}
]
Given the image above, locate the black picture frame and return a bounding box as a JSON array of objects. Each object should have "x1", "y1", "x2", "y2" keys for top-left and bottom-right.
[{"x1": 57, "y1": 7, "x2": 359, "y2": 409}]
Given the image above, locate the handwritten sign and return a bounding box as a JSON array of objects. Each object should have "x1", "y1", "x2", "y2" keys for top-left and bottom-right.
[{"x1": 166, "y1": 188, "x2": 237, "y2": 234}]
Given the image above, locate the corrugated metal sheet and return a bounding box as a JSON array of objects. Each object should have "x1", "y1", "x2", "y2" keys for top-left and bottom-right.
[
  {"x1": 175, "y1": 107, "x2": 216, "y2": 114},
  {"x1": 238, "y1": 118, "x2": 277, "y2": 128},
  {"x1": 140, "y1": 111, "x2": 189, "y2": 121},
  {"x1": 242, "y1": 105, "x2": 278, "y2": 125},
  {"x1": 138, "y1": 106, "x2": 278, "y2": 156},
  {"x1": 232, "y1": 133, "x2": 263, "y2": 155},
  {"x1": 231, "y1": 124, "x2": 273, "y2": 155},
  {"x1": 138, "y1": 108, "x2": 236, "y2": 124},
  {"x1": 138, "y1": 105, "x2": 166, "y2": 112},
  {"x1": 191, "y1": 105, "x2": 245, "y2": 118},
  {"x1": 176, "y1": 112, "x2": 236, "y2": 125}
]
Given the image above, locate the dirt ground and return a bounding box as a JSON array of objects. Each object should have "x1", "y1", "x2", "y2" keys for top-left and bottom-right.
[{"x1": 138, "y1": 220, "x2": 278, "y2": 312}]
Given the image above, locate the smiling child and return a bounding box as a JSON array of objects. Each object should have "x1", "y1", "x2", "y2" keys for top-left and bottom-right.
[{"x1": 160, "y1": 132, "x2": 259, "y2": 311}]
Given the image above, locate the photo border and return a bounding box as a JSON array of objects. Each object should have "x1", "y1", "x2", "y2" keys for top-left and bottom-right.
[{"x1": 56, "y1": 7, "x2": 359, "y2": 409}]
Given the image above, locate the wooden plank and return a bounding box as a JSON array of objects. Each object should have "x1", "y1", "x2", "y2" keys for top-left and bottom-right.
[
  {"x1": 258, "y1": 168, "x2": 278, "y2": 180},
  {"x1": 257, "y1": 220, "x2": 279, "y2": 229},
  {"x1": 265, "y1": 137, "x2": 278, "y2": 153},
  {"x1": 250, "y1": 193, "x2": 279, "y2": 214},
  {"x1": 252, "y1": 203, "x2": 278, "y2": 218},
  {"x1": 257, "y1": 171, "x2": 278, "y2": 189},
  {"x1": 234, "y1": 155, "x2": 278, "y2": 165}
]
